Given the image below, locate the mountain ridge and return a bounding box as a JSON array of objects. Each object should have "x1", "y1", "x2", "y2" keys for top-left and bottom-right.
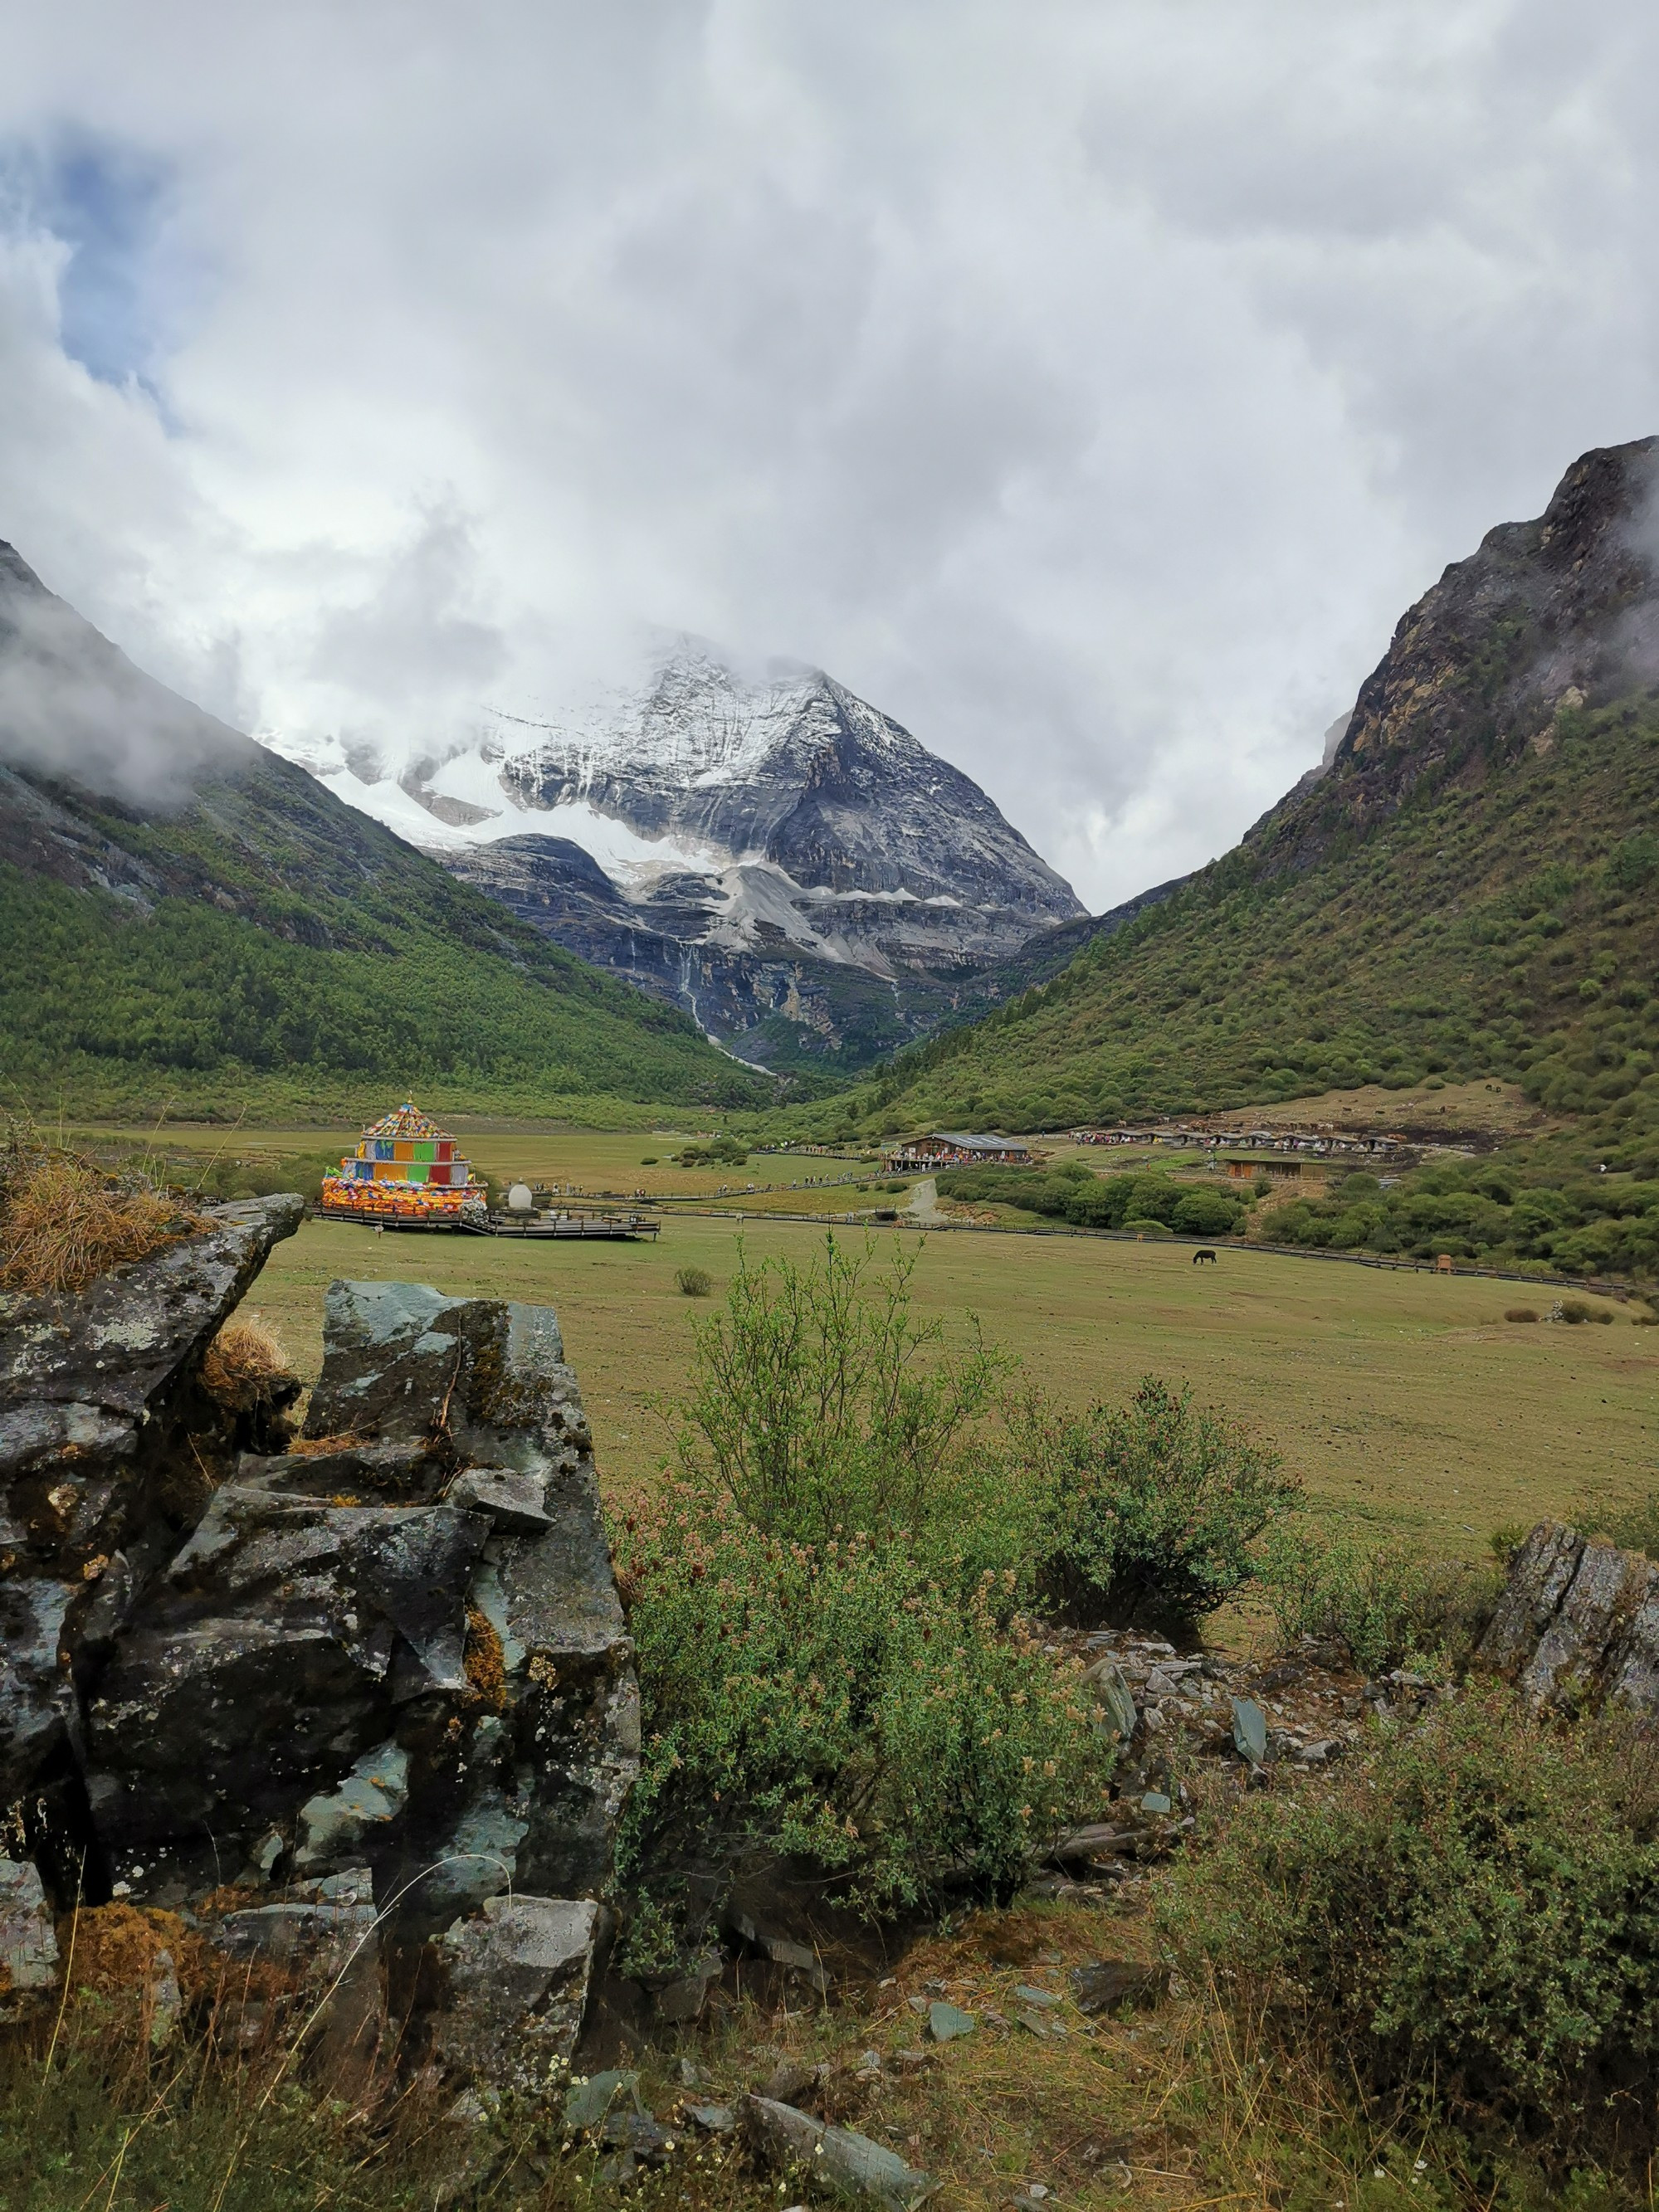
[{"x1": 856, "y1": 437, "x2": 1659, "y2": 1166}]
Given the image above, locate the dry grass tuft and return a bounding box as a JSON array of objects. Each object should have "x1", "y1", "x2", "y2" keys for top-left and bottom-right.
[
  {"x1": 0, "y1": 1138, "x2": 207, "y2": 1298},
  {"x1": 200, "y1": 1315, "x2": 298, "y2": 1411},
  {"x1": 70, "y1": 1901, "x2": 212, "y2": 2006}
]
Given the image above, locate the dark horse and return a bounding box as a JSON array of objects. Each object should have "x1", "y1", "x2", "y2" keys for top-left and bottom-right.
[{"x1": 1192, "y1": 1248, "x2": 1217, "y2": 1264}]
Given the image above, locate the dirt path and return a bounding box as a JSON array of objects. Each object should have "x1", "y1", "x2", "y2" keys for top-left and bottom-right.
[{"x1": 904, "y1": 1176, "x2": 940, "y2": 1222}]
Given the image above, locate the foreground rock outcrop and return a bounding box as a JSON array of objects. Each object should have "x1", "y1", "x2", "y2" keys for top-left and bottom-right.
[
  {"x1": 0, "y1": 1194, "x2": 305, "y2": 1869},
  {"x1": 0, "y1": 1205, "x2": 636, "y2": 2084},
  {"x1": 1478, "y1": 1519, "x2": 1659, "y2": 1713}
]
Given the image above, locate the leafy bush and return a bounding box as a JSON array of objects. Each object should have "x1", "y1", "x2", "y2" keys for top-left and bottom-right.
[
  {"x1": 668, "y1": 1234, "x2": 1012, "y2": 1557},
  {"x1": 1245, "y1": 1162, "x2": 1659, "y2": 1278},
  {"x1": 1158, "y1": 1693, "x2": 1659, "y2": 2157},
  {"x1": 1171, "y1": 1189, "x2": 1240, "y2": 1235},
  {"x1": 1020, "y1": 1380, "x2": 1300, "y2": 1630},
  {"x1": 612, "y1": 1489, "x2": 1109, "y2": 1922},
  {"x1": 1505, "y1": 1305, "x2": 1539, "y2": 1322},
  {"x1": 183, "y1": 1147, "x2": 342, "y2": 1205},
  {"x1": 1123, "y1": 1215, "x2": 1172, "y2": 1237},
  {"x1": 1257, "y1": 1526, "x2": 1501, "y2": 1674},
  {"x1": 934, "y1": 1163, "x2": 1245, "y2": 1237},
  {"x1": 611, "y1": 1235, "x2": 1118, "y2": 1951},
  {"x1": 676, "y1": 1134, "x2": 749, "y2": 1167},
  {"x1": 674, "y1": 1264, "x2": 713, "y2": 1297},
  {"x1": 1490, "y1": 1520, "x2": 1531, "y2": 1569}
]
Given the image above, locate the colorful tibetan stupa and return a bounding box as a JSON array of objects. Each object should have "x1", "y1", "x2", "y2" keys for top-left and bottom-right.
[{"x1": 319, "y1": 1103, "x2": 485, "y2": 1223}]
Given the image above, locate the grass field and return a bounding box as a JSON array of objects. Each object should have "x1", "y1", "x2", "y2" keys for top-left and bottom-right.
[
  {"x1": 246, "y1": 1204, "x2": 1657, "y2": 1565},
  {"x1": 72, "y1": 1117, "x2": 1657, "y2": 1559},
  {"x1": 74, "y1": 1121, "x2": 881, "y2": 1201}
]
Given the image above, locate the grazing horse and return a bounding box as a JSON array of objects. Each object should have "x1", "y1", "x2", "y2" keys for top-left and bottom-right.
[{"x1": 1193, "y1": 1247, "x2": 1217, "y2": 1265}]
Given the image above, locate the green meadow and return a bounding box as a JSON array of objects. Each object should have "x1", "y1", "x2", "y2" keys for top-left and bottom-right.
[
  {"x1": 243, "y1": 1196, "x2": 1652, "y2": 1564},
  {"x1": 81, "y1": 1118, "x2": 1655, "y2": 1560}
]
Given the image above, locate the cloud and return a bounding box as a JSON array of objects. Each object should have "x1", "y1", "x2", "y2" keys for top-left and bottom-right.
[
  {"x1": 0, "y1": 0, "x2": 1657, "y2": 904},
  {"x1": 0, "y1": 543, "x2": 248, "y2": 803}
]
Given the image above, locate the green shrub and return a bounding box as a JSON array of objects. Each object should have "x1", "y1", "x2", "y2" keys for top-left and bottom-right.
[
  {"x1": 668, "y1": 1233, "x2": 1013, "y2": 1557},
  {"x1": 1123, "y1": 1216, "x2": 1172, "y2": 1237},
  {"x1": 1257, "y1": 1526, "x2": 1501, "y2": 1674},
  {"x1": 674, "y1": 1264, "x2": 713, "y2": 1297},
  {"x1": 183, "y1": 1147, "x2": 341, "y2": 1205},
  {"x1": 1157, "y1": 1693, "x2": 1659, "y2": 2157},
  {"x1": 612, "y1": 1489, "x2": 1109, "y2": 1922},
  {"x1": 1171, "y1": 1189, "x2": 1241, "y2": 1236},
  {"x1": 1490, "y1": 1519, "x2": 1531, "y2": 1569},
  {"x1": 676, "y1": 1134, "x2": 749, "y2": 1167},
  {"x1": 1021, "y1": 1379, "x2": 1300, "y2": 1630},
  {"x1": 933, "y1": 1163, "x2": 1243, "y2": 1238},
  {"x1": 611, "y1": 1234, "x2": 1118, "y2": 1951}
]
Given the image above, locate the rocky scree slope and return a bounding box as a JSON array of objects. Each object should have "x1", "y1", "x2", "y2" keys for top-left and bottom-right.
[
  {"x1": 863, "y1": 438, "x2": 1659, "y2": 1157},
  {"x1": 0, "y1": 547, "x2": 769, "y2": 1118},
  {"x1": 0, "y1": 1194, "x2": 637, "y2": 2088},
  {"x1": 285, "y1": 641, "x2": 1085, "y2": 1074}
]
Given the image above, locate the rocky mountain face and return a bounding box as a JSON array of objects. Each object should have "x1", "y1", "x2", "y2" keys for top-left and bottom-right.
[
  {"x1": 278, "y1": 641, "x2": 1084, "y2": 1072},
  {"x1": 0, "y1": 1201, "x2": 635, "y2": 2088},
  {"x1": 1251, "y1": 435, "x2": 1659, "y2": 870}
]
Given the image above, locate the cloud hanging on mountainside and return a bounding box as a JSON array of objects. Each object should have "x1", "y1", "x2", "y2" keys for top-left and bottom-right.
[
  {"x1": 1, "y1": 2, "x2": 1658, "y2": 902},
  {"x1": 0, "y1": 543, "x2": 249, "y2": 803}
]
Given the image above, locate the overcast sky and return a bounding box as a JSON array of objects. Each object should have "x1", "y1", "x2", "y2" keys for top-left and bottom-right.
[{"x1": 1, "y1": 0, "x2": 1656, "y2": 910}]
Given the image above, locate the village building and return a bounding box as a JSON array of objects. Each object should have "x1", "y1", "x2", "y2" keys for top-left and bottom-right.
[
  {"x1": 1074, "y1": 1122, "x2": 1407, "y2": 1161},
  {"x1": 1224, "y1": 1156, "x2": 1304, "y2": 1182},
  {"x1": 882, "y1": 1132, "x2": 1032, "y2": 1171}
]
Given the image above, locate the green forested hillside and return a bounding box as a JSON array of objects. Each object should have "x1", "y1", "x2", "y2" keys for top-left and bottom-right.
[
  {"x1": 0, "y1": 755, "x2": 770, "y2": 1119},
  {"x1": 859, "y1": 440, "x2": 1659, "y2": 1171},
  {"x1": 0, "y1": 537, "x2": 775, "y2": 1121},
  {"x1": 862, "y1": 697, "x2": 1659, "y2": 1161}
]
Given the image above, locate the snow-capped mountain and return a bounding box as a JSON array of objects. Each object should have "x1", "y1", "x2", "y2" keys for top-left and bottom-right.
[{"x1": 270, "y1": 638, "x2": 1083, "y2": 1069}]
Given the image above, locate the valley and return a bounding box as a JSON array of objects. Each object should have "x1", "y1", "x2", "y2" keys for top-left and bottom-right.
[
  {"x1": 8, "y1": 441, "x2": 1659, "y2": 2212},
  {"x1": 0, "y1": 549, "x2": 772, "y2": 1121},
  {"x1": 10, "y1": 11, "x2": 1659, "y2": 2197}
]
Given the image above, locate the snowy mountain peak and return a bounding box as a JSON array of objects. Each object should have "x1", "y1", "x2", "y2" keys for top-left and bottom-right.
[
  {"x1": 271, "y1": 635, "x2": 1073, "y2": 909},
  {"x1": 266, "y1": 635, "x2": 1081, "y2": 1065}
]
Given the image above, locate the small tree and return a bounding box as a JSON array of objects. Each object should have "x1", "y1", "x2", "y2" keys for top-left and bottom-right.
[{"x1": 670, "y1": 1233, "x2": 1011, "y2": 1549}]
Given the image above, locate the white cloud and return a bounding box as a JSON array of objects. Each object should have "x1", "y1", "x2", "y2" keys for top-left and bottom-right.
[{"x1": 0, "y1": 0, "x2": 1656, "y2": 905}]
